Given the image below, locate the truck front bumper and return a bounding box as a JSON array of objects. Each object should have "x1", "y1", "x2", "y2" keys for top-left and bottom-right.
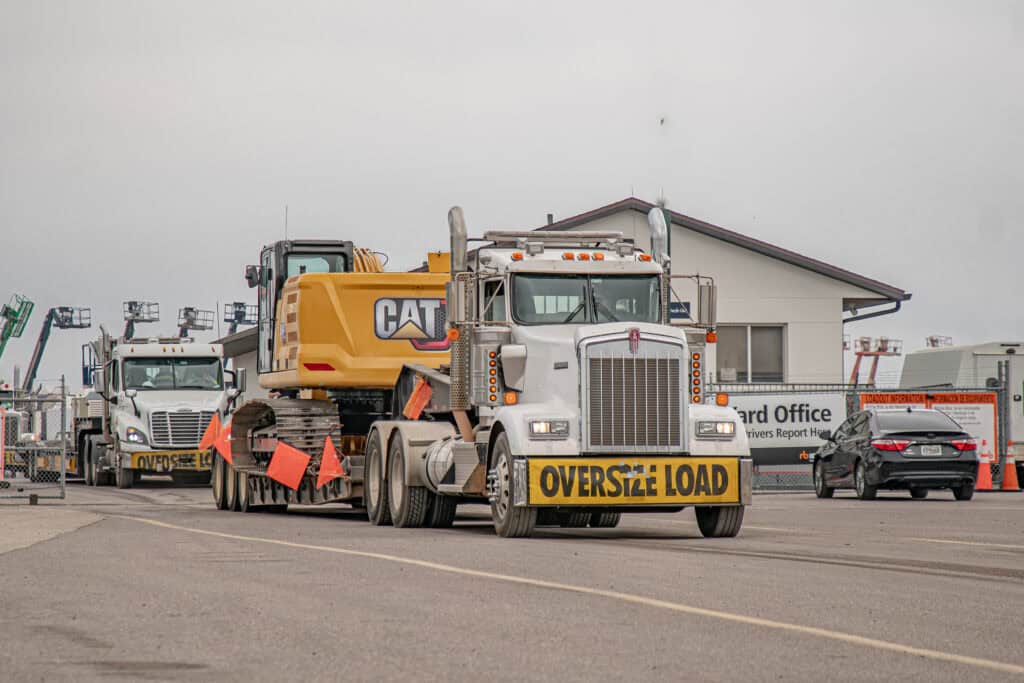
[
  {"x1": 125, "y1": 447, "x2": 214, "y2": 473},
  {"x1": 514, "y1": 456, "x2": 752, "y2": 507}
]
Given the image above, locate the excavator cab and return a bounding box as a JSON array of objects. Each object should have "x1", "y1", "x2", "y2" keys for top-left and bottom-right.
[{"x1": 247, "y1": 240, "x2": 355, "y2": 374}]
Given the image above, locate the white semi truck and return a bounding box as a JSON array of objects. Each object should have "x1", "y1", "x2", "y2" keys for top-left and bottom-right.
[
  {"x1": 77, "y1": 327, "x2": 237, "y2": 488},
  {"x1": 366, "y1": 207, "x2": 753, "y2": 537}
]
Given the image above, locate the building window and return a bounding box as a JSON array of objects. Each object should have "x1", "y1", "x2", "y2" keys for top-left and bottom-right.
[{"x1": 715, "y1": 325, "x2": 784, "y2": 383}]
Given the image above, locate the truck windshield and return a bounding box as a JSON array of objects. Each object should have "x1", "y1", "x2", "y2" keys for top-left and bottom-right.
[
  {"x1": 123, "y1": 358, "x2": 223, "y2": 391},
  {"x1": 511, "y1": 274, "x2": 661, "y2": 325}
]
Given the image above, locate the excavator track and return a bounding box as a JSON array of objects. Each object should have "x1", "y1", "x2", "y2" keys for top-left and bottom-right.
[{"x1": 224, "y1": 398, "x2": 362, "y2": 506}]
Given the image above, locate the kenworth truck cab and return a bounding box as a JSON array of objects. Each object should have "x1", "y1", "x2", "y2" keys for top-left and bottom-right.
[
  {"x1": 365, "y1": 206, "x2": 752, "y2": 538},
  {"x1": 78, "y1": 327, "x2": 235, "y2": 488}
]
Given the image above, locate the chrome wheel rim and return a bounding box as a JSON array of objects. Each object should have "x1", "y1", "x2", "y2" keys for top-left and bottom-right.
[{"x1": 492, "y1": 452, "x2": 511, "y2": 522}]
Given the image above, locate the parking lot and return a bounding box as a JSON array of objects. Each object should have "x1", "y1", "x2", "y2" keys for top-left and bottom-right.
[{"x1": 1, "y1": 481, "x2": 1021, "y2": 681}]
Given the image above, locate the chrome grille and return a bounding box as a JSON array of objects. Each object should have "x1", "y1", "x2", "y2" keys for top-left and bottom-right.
[
  {"x1": 149, "y1": 411, "x2": 215, "y2": 448},
  {"x1": 583, "y1": 339, "x2": 684, "y2": 452}
]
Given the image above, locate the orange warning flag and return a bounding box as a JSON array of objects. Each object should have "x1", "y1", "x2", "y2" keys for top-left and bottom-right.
[
  {"x1": 214, "y1": 418, "x2": 233, "y2": 465},
  {"x1": 267, "y1": 442, "x2": 311, "y2": 491},
  {"x1": 316, "y1": 436, "x2": 345, "y2": 489},
  {"x1": 199, "y1": 413, "x2": 222, "y2": 451}
]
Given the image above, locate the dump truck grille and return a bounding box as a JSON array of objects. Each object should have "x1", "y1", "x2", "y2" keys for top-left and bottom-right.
[
  {"x1": 150, "y1": 411, "x2": 215, "y2": 448},
  {"x1": 583, "y1": 339, "x2": 684, "y2": 452}
]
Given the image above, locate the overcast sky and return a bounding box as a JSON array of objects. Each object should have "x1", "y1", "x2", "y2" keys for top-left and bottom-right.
[{"x1": 1, "y1": 0, "x2": 1021, "y2": 390}]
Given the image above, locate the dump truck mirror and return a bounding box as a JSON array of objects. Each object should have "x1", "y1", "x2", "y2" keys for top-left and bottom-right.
[
  {"x1": 697, "y1": 282, "x2": 717, "y2": 327},
  {"x1": 93, "y1": 367, "x2": 105, "y2": 393},
  {"x1": 245, "y1": 265, "x2": 260, "y2": 288},
  {"x1": 235, "y1": 367, "x2": 247, "y2": 393},
  {"x1": 499, "y1": 344, "x2": 527, "y2": 392}
]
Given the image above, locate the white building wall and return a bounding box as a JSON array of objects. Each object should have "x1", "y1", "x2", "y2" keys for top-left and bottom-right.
[
  {"x1": 559, "y1": 209, "x2": 882, "y2": 383},
  {"x1": 227, "y1": 350, "x2": 269, "y2": 401}
]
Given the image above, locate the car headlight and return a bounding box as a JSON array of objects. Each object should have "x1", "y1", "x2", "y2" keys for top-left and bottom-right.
[
  {"x1": 696, "y1": 421, "x2": 735, "y2": 439},
  {"x1": 529, "y1": 420, "x2": 570, "y2": 439},
  {"x1": 126, "y1": 427, "x2": 148, "y2": 445}
]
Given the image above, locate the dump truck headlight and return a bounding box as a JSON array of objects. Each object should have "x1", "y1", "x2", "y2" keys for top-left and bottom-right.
[
  {"x1": 529, "y1": 420, "x2": 570, "y2": 439},
  {"x1": 126, "y1": 427, "x2": 148, "y2": 445},
  {"x1": 696, "y1": 421, "x2": 735, "y2": 438}
]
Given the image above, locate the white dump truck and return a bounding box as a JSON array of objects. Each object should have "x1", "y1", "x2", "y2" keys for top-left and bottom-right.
[
  {"x1": 78, "y1": 327, "x2": 238, "y2": 488},
  {"x1": 365, "y1": 207, "x2": 753, "y2": 537}
]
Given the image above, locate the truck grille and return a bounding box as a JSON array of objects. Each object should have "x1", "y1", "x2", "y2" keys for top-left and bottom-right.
[
  {"x1": 584, "y1": 339, "x2": 684, "y2": 452},
  {"x1": 150, "y1": 411, "x2": 215, "y2": 448}
]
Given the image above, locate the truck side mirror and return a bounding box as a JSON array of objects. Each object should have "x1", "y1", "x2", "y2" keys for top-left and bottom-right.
[
  {"x1": 93, "y1": 367, "x2": 106, "y2": 394},
  {"x1": 235, "y1": 367, "x2": 247, "y2": 393},
  {"x1": 245, "y1": 265, "x2": 260, "y2": 288},
  {"x1": 697, "y1": 283, "x2": 717, "y2": 327},
  {"x1": 499, "y1": 344, "x2": 527, "y2": 392},
  {"x1": 819, "y1": 430, "x2": 832, "y2": 442},
  {"x1": 125, "y1": 389, "x2": 137, "y2": 399}
]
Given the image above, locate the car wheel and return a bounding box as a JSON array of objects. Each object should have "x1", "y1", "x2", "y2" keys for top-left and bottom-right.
[
  {"x1": 910, "y1": 487, "x2": 928, "y2": 499},
  {"x1": 813, "y1": 460, "x2": 834, "y2": 499},
  {"x1": 952, "y1": 482, "x2": 975, "y2": 501},
  {"x1": 854, "y1": 460, "x2": 877, "y2": 500}
]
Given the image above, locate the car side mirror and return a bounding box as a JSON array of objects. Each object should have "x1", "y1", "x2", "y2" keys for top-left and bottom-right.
[
  {"x1": 819, "y1": 430, "x2": 832, "y2": 442},
  {"x1": 245, "y1": 265, "x2": 260, "y2": 288}
]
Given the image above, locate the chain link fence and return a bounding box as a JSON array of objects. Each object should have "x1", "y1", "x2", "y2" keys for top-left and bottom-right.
[
  {"x1": 1, "y1": 377, "x2": 69, "y2": 501},
  {"x1": 708, "y1": 381, "x2": 1008, "y2": 492}
]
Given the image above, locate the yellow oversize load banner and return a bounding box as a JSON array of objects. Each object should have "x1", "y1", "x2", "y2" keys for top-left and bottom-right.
[
  {"x1": 527, "y1": 457, "x2": 740, "y2": 506},
  {"x1": 130, "y1": 449, "x2": 213, "y2": 472}
]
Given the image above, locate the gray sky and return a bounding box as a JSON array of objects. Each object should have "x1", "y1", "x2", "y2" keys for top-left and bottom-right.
[{"x1": 1, "y1": 0, "x2": 1022, "y2": 389}]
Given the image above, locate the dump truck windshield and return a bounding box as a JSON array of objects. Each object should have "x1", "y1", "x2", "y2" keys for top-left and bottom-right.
[
  {"x1": 123, "y1": 358, "x2": 223, "y2": 391},
  {"x1": 511, "y1": 274, "x2": 660, "y2": 325}
]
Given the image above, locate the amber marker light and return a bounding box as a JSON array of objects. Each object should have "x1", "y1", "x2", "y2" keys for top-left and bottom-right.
[
  {"x1": 716, "y1": 393, "x2": 730, "y2": 406},
  {"x1": 511, "y1": 252, "x2": 524, "y2": 261},
  {"x1": 447, "y1": 328, "x2": 460, "y2": 341},
  {"x1": 706, "y1": 330, "x2": 718, "y2": 343},
  {"x1": 504, "y1": 391, "x2": 518, "y2": 405}
]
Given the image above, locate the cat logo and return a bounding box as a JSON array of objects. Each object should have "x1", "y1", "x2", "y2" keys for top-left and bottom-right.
[{"x1": 374, "y1": 298, "x2": 449, "y2": 351}]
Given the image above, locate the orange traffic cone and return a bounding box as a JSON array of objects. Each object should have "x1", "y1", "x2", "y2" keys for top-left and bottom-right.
[
  {"x1": 1001, "y1": 441, "x2": 1020, "y2": 492},
  {"x1": 976, "y1": 439, "x2": 994, "y2": 491}
]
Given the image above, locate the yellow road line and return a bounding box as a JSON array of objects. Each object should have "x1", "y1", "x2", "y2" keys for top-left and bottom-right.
[
  {"x1": 113, "y1": 515, "x2": 1024, "y2": 676},
  {"x1": 910, "y1": 537, "x2": 1024, "y2": 551}
]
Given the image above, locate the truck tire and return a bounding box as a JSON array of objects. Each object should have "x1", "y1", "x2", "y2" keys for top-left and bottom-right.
[
  {"x1": 387, "y1": 436, "x2": 429, "y2": 528},
  {"x1": 115, "y1": 453, "x2": 135, "y2": 489},
  {"x1": 211, "y1": 454, "x2": 229, "y2": 510},
  {"x1": 558, "y1": 511, "x2": 591, "y2": 528},
  {"x1": 225, "y1": 464, "x2": 241, "y2": 511},
  {"x1": 365, "y1": 430, "x2": 391, "y2": 526},
  {"x1": 695, "y1": 505, "x2": 744, "y2": 538},
  {"x1": 424, "y1": 494, "x2": 458, "y2": 528},
  {"x1": 590, "y1": 512, "x2": 621, "y2": 528},
  {"x1": 237, "y1": 471, "x2": 255, "y2": 513},
  {"x1": 489, "y1": 433, "x2": 536, "y2": 538}
]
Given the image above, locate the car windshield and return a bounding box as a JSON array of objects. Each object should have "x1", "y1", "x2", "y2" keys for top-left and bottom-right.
[
  {"x1": 875, "y1": 410, "x2": 961, "y2": 432},
  {"x1": 511, "y1": 274, "x2": 660, "y2": 325},
  {"x1": 123, "y1": 358, "x2": 223, "y2": 391}
]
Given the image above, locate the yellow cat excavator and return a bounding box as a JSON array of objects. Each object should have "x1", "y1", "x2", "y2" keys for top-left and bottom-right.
[{"x1": 212, "y1": 239, "x2": 450, "y2": 511}]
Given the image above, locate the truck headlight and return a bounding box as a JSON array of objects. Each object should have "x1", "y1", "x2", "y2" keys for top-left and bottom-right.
[
  {"x1": 529, "y1": 420, "x2": 570, "y2": 439},
  {"x1": 126, "y1": 427, "x2": 148, "y2": 445},
  {"x1": 696, "y1": 421, "x2": 735, "y2": 438}
]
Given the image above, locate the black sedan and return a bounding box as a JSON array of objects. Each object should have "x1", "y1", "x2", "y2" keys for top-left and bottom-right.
[{"x1": 813, "y1": 408, "x2": 978, "y2": 500}]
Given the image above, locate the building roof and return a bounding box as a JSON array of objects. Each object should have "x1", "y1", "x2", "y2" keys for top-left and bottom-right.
[
  {"x1": 537, "y1": 198, "x2": 910, "y2": 304},
  {"x1": 213, "y1": 326, "x2": 257, "y2": 358}
]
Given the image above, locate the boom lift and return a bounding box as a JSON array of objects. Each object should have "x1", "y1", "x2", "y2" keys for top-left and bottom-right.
[
  {"x1": 22, "y1": 306, "x2": 92, "y2": 392},
  {"x1": 223, "y1": 302, "x2": 257, "y2": 335},
  {"x1": 0, "y1": 294, "x2": 34, "y2": 363},
  {"x1": 177, "y1": 307, "x2": 214, "y2": 338}
]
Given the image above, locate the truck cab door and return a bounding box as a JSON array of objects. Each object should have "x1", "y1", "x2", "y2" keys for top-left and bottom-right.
[{"x1": 258, "y1": 246, "x2": 274, "y2": 373}]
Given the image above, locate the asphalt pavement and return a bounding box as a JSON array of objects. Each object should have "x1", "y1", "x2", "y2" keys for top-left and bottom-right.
[{"x1": 1, "y1": 480, "x2": 1022, "y2": 682}]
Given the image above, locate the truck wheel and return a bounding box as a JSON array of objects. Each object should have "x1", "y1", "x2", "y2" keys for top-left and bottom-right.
[
  {"x1": 590, "y1": 512, "x2": 621, "y2": 528},
  {"x1": 225, "y1": 464, "x2": 241, "y2": 511},
  {"x1": 854, "y1": 460, "x2": 877, "y2": 500},
  {"x1": 387, "y1": 436, "x2": 429, "y2": 528},
  {"x1": 488, "y1": 433, "x2": 536, "y2": 538},
  {"x1": 365, "y1": 430, "x2": 391, "y2": 526},
  {"x1": 211, "y1": 454, "x2": 229, "y2": 510},
  {"x1": 558, "y1": 511, "x2": 591, "y2": 528},
  {"x1": 115, "y1": 458, "x2": 135, "y2": 489},
  {"x1": 695, "y1": 505, "x2": 744, "y2": 538},
  {"x1": 237, "y1": 471, "x2": 255, "y2": 513},
  {"x1": 424, "y1": 494, "x2": 458, "y2": 528}
]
